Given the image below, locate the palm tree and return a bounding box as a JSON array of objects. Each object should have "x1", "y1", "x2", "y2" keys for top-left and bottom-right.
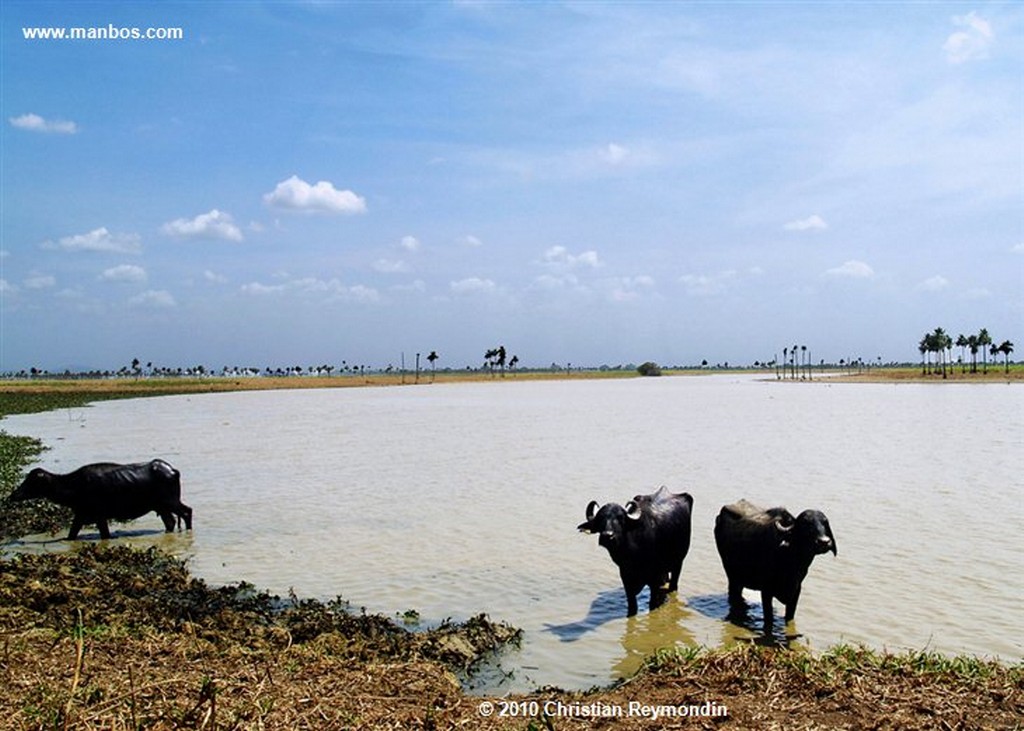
[
  {"x1": 996, "y1": 340, "x2": 1014, "y2": 374},
  {"x1": 919, "y1": 337, "x2": 928, "y2": 375},
  {"x1": 955, "y1": 334, "x2": 968, "y2": 373},
  {"x1": 932, "y1": 327, "x2": 951, "y2": 379},
  {"x1": 967, "y1": 335, "x2": 980, "y2": 373},
  {"x1": 978, "y1": 329, "x2": 992, "y2": 374},
  {"x1": 427, "y1": 351, "x2": 439, "y2": 382}
]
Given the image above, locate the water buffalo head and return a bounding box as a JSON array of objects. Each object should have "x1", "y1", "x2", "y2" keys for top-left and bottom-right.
[
  {"x1": 778, "y1": 509, "x2": 837, "y2": 556},
  {"x1": 8, "y1": 469, "x2": 52, "y2": 502},
  {"x1": 578, "y1": 499, "x2": 642, "y2": 550}
]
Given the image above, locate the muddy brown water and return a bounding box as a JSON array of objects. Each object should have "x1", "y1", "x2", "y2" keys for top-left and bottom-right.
[{"x1": 3, "y1": 375, "x2": 1021, "y2": 692}]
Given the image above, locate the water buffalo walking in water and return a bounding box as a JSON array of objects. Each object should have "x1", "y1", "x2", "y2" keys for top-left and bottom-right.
[
  {"x1": 9, "y1": 459, "x2": 193, "y2": 540},
  {"x1": 714, "y1": 499, "x2": 836, "y2": 631},
  {"x1": 578, "y1": 486, "x2": 693, "y2": 616}
]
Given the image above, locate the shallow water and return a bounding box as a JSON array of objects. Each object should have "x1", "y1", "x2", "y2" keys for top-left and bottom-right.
[{"x1": 3, "y1": 375, "x2": 1022, "y2": 692}]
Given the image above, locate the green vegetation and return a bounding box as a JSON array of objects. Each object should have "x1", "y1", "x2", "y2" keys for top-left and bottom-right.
[
  {"x1": 920, "y1": 326, "x2": 1015, "y2": 378},
  {"x1": 636, "y1": 361, "x2": 662, "y2": 376}
]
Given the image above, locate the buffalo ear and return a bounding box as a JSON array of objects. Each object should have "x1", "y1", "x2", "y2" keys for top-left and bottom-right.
[
  {"x1": 585, "y1": 500, "x2": 599, "y2": 521},
  {"x1": 625, "y1": 501, "x2": 642, "y2": 521}
]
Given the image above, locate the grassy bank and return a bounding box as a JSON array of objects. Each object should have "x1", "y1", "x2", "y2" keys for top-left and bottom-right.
[{"x1": 0, "y1": 546, "x2": 1018, "y2": 730}]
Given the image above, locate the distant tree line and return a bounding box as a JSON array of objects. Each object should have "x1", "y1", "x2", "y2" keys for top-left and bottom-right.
[{"x1": 919, "y1": 327, "x2": 1014, "y2": 378}]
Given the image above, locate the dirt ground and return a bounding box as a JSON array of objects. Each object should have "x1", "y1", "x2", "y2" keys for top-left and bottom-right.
[{"x1": 0, "y1": 546, "x2": 1019, "y2": 731}]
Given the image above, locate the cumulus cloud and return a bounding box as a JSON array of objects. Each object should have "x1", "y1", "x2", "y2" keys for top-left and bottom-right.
[
  {"x1": 608, "y1": 275, "x2": 656, "y2": 302},
  {"x1": 784, "y1": 214, "x2": 828, "y2": 231},
  {"x1": 450, "y1": 277, "x2": 496, "y2": 294},
  {"x1": 916, "y1": 275, "x2": 949, "y2": 292},
  {"x1": 45, "y1": 227, "x2": 141, "y2": 254},
  {"x1": 1012, "y1": 242, "x2": 1024, "y2": 254},
  {"x1": 9, "y1": 113, "x2": 77, "y2": 134},
  {"x1": 204, "y1": 269, "x2": 228, "y2": 284},
  {"x1": 825, "y1": 260, "x2": 874, "y2": 278},
  {"x1": 24, "y1": 274, "x2": 56, "y2": 290},
  {"x1": 161, "y1": 209, "x2": 243, "y2": 242},
  {"x1": 460, "y1": 234, "x2": 483, "y2": 247},
  {"x1": 241, "y1": 276, "x2": 379, "y2": 303},
  {"x1": 100, "y1": 264, "x2": 147, "y2": 283},
  {"x1": 543, "y1": 246, "x2": 602, "y2": 269},
  {"x1": 944, "y1": 11, "x2": 993, "y2": 64},
  {"x1": 263, "y1": 175, "x2": 367, "y2": 214},
  {"x1": 400, "y1": 235, "x2": 421, "y2": 252},
  {"x1": 129, "y1": 290, "x2": 176, "y2": 308},
  {"x1": 679, "y1": 269, "x2": 738, "y2": 296},
  {"x1": 373, "y1": 258, "x2": 409, "y2": 273}
]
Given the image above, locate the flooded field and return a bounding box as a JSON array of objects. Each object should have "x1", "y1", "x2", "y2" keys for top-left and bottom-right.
[{"x1": 3, "y1": 375, "x2": 1021, "y2": 693}]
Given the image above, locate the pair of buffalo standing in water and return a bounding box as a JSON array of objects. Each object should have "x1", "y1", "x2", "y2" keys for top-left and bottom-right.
[
  {"x1": 578, "y1": 486, "x2": 837, "y2": 631},
  {"x1": 9, "y1": 461, "x2": 833, "y2": 632}
]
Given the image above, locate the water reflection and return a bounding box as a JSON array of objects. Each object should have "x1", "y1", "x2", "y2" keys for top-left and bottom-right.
[{"x1": 613, "y1": 595, "x2": 696, "y2": 677}]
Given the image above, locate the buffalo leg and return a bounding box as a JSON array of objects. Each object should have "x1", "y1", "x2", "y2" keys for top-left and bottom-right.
[
  {"x1": 159, "y1": 511, "x2": 176, "y2": 532},
  {"x1": 649, "y1": 586, "x2": 668, "y2": 612},
  {"x1": 67, "y1": 517, "x2": 84, "y2": 541},
  {"x1": 784, "y1": 587, "x2": 801, "y2": 623},
  {"x1": 727, "y1": 581, "x2": 745, "y2": 609},
  {"x1": 725, "y1": 581, "x2": 749, "y2": 622},
  {"x1": 760, "y1": 590, "x2": 775, "y2": 630},
  {"x1": 622, "y1": 574, "x2": 644, "y2": 617},
  {"x1": 178, "y1": 503, "x2": 193, "y2": 530},
  {"x1": 668, "y1": 557, "x2": 684, "y2": 593},
  {"x1": 96, "y1": 519, "x2": 112, "y2": 540}
]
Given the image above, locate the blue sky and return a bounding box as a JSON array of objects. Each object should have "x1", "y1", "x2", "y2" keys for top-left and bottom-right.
[{"x1": 2, "y1": 1, "x2": 1021, "y2": 373}]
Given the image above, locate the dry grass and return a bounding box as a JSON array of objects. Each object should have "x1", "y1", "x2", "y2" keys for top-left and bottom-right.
[
  {"x1": 825, "y1": 366, "x2": 1023, "y2": 384},
  {"x1": 0, "y1": 547, "x2": 1019, "y2": 730}
]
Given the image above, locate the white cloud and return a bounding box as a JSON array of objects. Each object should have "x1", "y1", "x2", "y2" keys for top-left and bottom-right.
[
  {"x1": 162, "y1": 209, "x2": 243, "y2": 242},
  {"x1": 543, "y1": 246, "x2": 602, "y2": 269},
  {"x1": 608, "y1": 275, "x2": 656, "y2": 301},
  {"x1": 1011, "y1": 242, "x2": 1024, "y2": 254},
  {"x1": 263, "y1": 175, "x2": 367, "y2": 214},
  {"x1": 599, "y1": 142, "x2": 629, "y2": 165},
  {"x1": 241, "y1": 276, "x2": 380, "y2": 303},
  {"x1": 24, "y1": 274, "x2": 56, "y2": 290},
  {"x1": 825, "y1": 260, "x2": 874, "y2": 278},
  {"x1": 129, "y1": 290, "x2": 176, "y2": 308},
  {"x1": 204, "y1": 270, "x2": 228, "y2": 284},
  {"x1": 9, "y1": 113, "x2": 77, "y2": 134},
  {"x1": 679, "y1": 269, "x2": 737, "y2": 296},
  {"x1": 401, "y1": 235, "x2": 421, "y2": 252},
  {"x1": 460, "y1": 234, "x2": 483, "y2": 247},
  {"x1": 944, "y1": 11, "x2": 993, "y2": 64},
  {"x1": 916, "y1": 275, "x2": 949, "y2": 292},
  {"x1": 784, "y1": 214, "x2": 828, "y2": 231},
  {"x1": 100, "y1": 264, "x2": 147, "y2": 283},
  {"x1": 373, "y1": 258, "x2": 409, "y2": 273},
  {"x1": 450, "y1": 277, "x2": 496, "y2": 294},
  {"x1": 46, "y1": 227, "x2": 141, "y2": 254},
  {"x1": 0, "y1": 279, "x2": 13, "y2": 294},
  {"x1": 241, "y1": 281, "x2": 285, "y2": 295}
]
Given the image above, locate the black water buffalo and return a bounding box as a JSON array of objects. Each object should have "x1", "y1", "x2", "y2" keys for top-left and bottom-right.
[
  {"x1": 578, "y1": 485, "x2": 693, "y2": 616},
  {"x1": 714, "y1": 499, "x2": 836, "y2": 630},
  {"x1": 9, "y1": 459, "x2": 193, "y2": 540}
]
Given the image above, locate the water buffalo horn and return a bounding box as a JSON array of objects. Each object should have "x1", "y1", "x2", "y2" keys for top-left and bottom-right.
[
  {"x1": 625, "y1": 501, "x2": 642, "y2": 521},
  {"x1": 586, "y1": 500, "x2": 599, "y2": 521}
]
